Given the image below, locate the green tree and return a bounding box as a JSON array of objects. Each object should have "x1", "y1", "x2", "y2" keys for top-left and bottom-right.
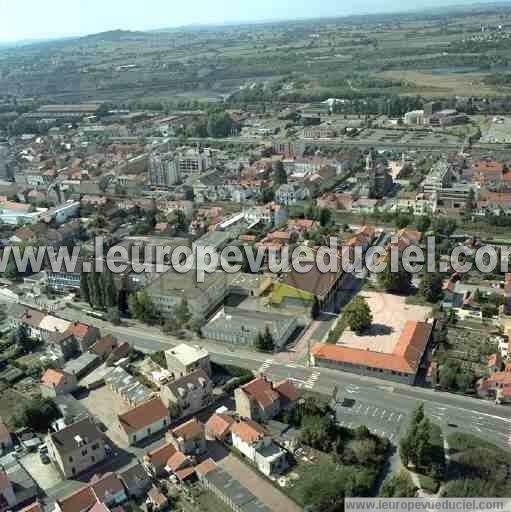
[
  {"x1": 128, "y1": 290, "x2": 160, "y2": 324},
  {"x1": 416, "y1": 216, "x2": 431, "y2": 234},
  {"x1": 311, "y1": 296, "x2": 321, "y2": 320},
  {"x1": 80, "y1": 270, "x2": 91, "y2": 305},
  {"x1": 175, "y1": 299, "x2": 192, "y2": 327},
  {"x1": 319, "y1": 208, "x2": 332, "y2": 227},
  {"x1": 12, "y1": 397, "x2": 59, "y2": 432},
  {"x1": 343, "y1": 296, "x2": 372, "y2": 334},
  {"x1": 418, "y1": 272, "x2": 444, "y2": 303},
  {"x1": 378, "y1": 253, "x2": 412, "y2": 294},
  {"x1": 102, "y1": 269, "x2": 117, "y2": 308},
  {"x1": 255, "y1": 326, "x2": 275, "y2": 352},
  {"x1": 273, "y1": 160, "x2": 288, "y2": 187}
]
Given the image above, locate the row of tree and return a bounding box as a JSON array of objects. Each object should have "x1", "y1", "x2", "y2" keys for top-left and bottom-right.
[{"x1": 80, "y1": 268, "x2": 117, "y2": 310}]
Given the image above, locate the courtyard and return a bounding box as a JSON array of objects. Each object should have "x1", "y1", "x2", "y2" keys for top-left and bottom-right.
[{"x1": 339, "y1": 291, "x2": 432, "y2": 352}]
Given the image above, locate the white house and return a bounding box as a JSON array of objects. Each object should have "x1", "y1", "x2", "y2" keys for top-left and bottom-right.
[
  {"x1": 231, "y1": 419, "x2": 288, "y2": 476},
  {"x1": 118, "y1": 398, "x2": 170, "y2": 446}
]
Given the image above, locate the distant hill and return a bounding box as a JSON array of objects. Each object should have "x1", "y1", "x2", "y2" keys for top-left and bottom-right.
[{"x1": 79, "y1": 29, "x2": 153, "y2": 42}]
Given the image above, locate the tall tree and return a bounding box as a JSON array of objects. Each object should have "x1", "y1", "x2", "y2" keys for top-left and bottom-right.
[
  {"x1": 273, "y1": 160, "x2": 288, "y2": 187},
  {"x1": 311, "y1": 296, "x2": 321, "y2": 320},
  {"x1": 102, "y1": 269, "x2": 117, "y2": 308},
  {"x1": 80, "y1": 271, "x2": 91, "y2": 306},
  {"x1": 378, "y1": 253, "x2": 412, "y2": 294},
  {"x1": 343, "y1": 296, "x2": 372, "y2": 334},
  {"x1": 418, "y1": 271, "x2": 444, "y2": 303}
]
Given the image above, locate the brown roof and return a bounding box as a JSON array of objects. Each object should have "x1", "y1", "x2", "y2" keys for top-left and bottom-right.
[
  {"x1": 274, "y1": 380, "x2": 298, "y2": 403},
  {"x1": 166, "y1": 451, "x2": 190, "y2": 472},
  {"x1": 171, "y1": 418, "x2": 204, "y2": 441},
  {"x1": 41, "y1": 368, "x2": 68, "y2": 388},
  {"x1": 57, "y1": 485, "x2": 96, "y2": 512},
  {"x1": 90, "y1": 472, "x2": 124, "y2": 502},
  {"x1": 91, "y1": 334, "x2": 117, "y2": 356},
  {"x1": 148, "y1": 486, "x2": 168, "y2": 507},
  {"x1": 118, "y1": 398, "x2": 169, "y2": 434},
  {"x1": 195, "y1": 458, "x2": 217, "y2": 477},
  {"x1": 144, "y1": 442, "x2": 177, "y2": 468},
  {"x1": 21, "y1": 308, "x2": 46, "y2": 328},
  {"x1": 283, "y1": 251, "x2": 342, "y2": 300},
  {"x1": 231, "y1": 419, "x2": 266, "y2": 444},
  {"x1": 240, "y1": 376, "x2": 279, "y2": 409},
  {"x1": 312, "y1": 320, "x2": 432, "y2": 374},
  {"x1": 205, "y1": 414, "x2": 235, "y2": 438},
  {"x1": 66, "y1": 321, "x2": 93, "y2": 338}
]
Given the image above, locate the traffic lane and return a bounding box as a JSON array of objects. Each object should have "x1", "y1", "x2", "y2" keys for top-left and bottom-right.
[{"x1": 261, "y1": 364, "x2": 510, "y2": 448}]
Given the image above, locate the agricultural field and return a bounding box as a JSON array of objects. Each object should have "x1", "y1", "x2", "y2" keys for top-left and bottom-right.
[{"x1": 3, "y1": 6, "x2": 511, "y2": 105}]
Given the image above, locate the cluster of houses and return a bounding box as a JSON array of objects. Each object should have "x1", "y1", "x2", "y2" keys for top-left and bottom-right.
[{"x1": 0, "y1": 332, "x2": 300, "y2": 512}]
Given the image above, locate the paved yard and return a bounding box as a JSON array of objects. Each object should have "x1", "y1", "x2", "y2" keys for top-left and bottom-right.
[
  {"x1": 20, "y1": 451, "x2": 64, "y2": 492},
  {"x1": 219, "y1": 453, "x2": 302, "y2": 512},
  {"x1": 79, "y1": 386, "x2": 132, "y2": 448},
  {"x1": 339, "y1": 291, "x2": 431, "y2": 352}
]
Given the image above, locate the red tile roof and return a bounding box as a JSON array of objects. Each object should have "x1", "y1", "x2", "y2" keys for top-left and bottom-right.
[
  {"x1": 171, "y1": 418, "x2": 204, "y2": 441},
  {"x1": 41, "y1": 368, "x2": 68, "y2": 388},
  {"x1": 195, "y1": 458, "x2": 217, "y2": 477},
  {"x1": 312, "y1": 320, "x2": 432, "y2": 374},
  {"x1": 90, "y1": 472, "x2": 124, "y2": 502},
  {"x1": 231, "y1": 419, "x2": 266, "y2": 444},
  {"x1": 274, "y1": 380, "x2": 298, "y2": 403},
  {"x1": 56, "y1": 485, "x2": 96, "y2": 512},
  {"x1": 118, "y1": 398, "x2": 169, "y2": 434},
  {"x1": 145, "y1": 442, "x2": 177, "y2": 468},
  {"x1": 66, "y1": 321, "x2": 92, "y2": 338},
  {"x1": 206, "y1": 414, "x2": 235, "y2": 438},
  {"x1": 240, "y1": 376, "x2": 280, "y2": 409}
]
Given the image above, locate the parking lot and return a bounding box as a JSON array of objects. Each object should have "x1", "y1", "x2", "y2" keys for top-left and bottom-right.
[
  {"x1": 335, "y1": 396, "x2": 408, "y2": 444},
  {"x1": 79, "y1": 386, "x2": 132, "y2": 448}
]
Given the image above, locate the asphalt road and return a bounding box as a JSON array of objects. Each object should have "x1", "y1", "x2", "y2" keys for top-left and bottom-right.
[{"x1": 61, "y1": 308, "x2": 511, "y2": 450}]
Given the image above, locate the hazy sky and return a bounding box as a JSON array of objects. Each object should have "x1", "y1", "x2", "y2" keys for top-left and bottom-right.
[{"x1": 0, "y1": 0, "x2": 505, "y2": 42}]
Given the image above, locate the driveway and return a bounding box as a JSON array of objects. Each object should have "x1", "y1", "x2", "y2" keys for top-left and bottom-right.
[{"x1": 20, "y1": 451, "x2": 63, "y2": 492}]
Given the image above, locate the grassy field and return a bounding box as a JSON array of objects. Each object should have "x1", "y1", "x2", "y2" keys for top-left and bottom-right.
[
  {"x1": 380, "y1": 71, "x2": 503, "y2": 97},
  {"x1": 0, "y1": 388, "x2": 29, "y2": 427}
]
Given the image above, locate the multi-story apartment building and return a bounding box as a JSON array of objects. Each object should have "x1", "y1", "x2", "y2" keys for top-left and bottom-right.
[
  {"x1": 149, "y1": 152, "x2": 180, "y2": 188},
  {"x1": 165, "y1": 344, "x2": 211, "y2": 379},
  {"x1": 160, "y1": 369, "x2": 213, "y2": 417},
  {"x1": 46, "y1": 418, "x2": 107, "y2": 478}
]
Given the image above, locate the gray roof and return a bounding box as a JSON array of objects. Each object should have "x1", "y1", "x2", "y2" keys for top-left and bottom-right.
[
  {"x1": 49, "y1": 418, "x2": 103, "y2": 454},
  {"x1": 147, "y1": 269, "x2": 228, "y2": 300},
  {"x1": 63, "y1": 352, "x2": 100, "y2": 377},
  {"x1": 194, "y1": 230, "x2": 232, "y2": 249},
  {"x1": 53, "y1": 395, "x2": 91, "y2": 424},
  {"x1": 118, "y1": 462, "x2": 151, "y2": 487},
  {"x1": 204, "y1": 466, "x2": 271, "y2": 512},
  {"x1": 164, "y1": 369, "x2": 211, "y2": 399},
  {"x1": 203, "y1": 307, "x2": 295, "y2": 341},
  {"x1": 105, "y1": 367, "x2": 153, "y2": 405}
]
